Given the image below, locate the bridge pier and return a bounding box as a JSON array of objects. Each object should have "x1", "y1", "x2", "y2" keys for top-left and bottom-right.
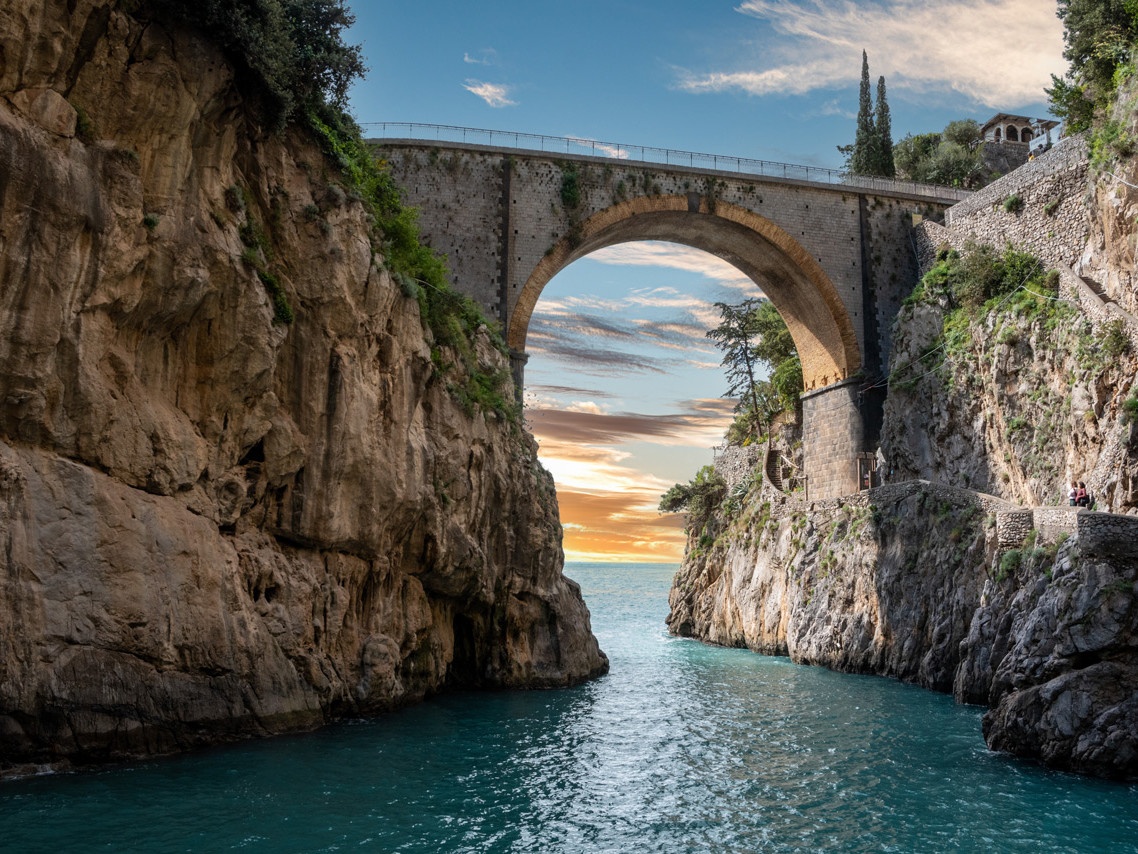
[
  {"x1": 801, "y1": 379, "x2": 874, "y2": 500},
  {"x1": 509, "y1": 349, "x2": 529, "y2": 400}
]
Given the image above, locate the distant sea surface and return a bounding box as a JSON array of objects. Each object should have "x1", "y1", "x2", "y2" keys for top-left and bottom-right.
[{"x1": 2, "y1": 561, "x2": 1136, "y2": 852}]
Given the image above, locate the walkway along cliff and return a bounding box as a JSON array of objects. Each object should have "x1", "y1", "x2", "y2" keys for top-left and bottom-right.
[
  {"x1": 0, "y1": 1, "x2": 606, "y2": 775},
  {"x1": 668, "y1": 133, "x2": 1138, "y2": 780}
]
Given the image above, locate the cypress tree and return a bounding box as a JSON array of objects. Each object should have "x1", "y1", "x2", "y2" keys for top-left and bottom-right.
[
  {"x1": 875, "y1": 75, "x2": 895, "y2": 177},
  {"x1": 850, "y1": 50, "x2": 876, "y2": 175}
]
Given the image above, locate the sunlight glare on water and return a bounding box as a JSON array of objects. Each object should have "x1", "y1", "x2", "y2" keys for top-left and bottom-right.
[{"x1": 1, "y1": 562, "x2": 1136, "y2": 853}]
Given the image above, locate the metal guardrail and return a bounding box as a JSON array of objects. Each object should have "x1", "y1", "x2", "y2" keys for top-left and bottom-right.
[{"x1": 363, "y1": 122, "x2": 972, "y2": 202}]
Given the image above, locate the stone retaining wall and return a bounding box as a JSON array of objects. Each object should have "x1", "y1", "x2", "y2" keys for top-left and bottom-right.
[
  {"x1": 944, "y1": 136, "x2": 1090, "y2": 269},
  {"x1": 913, "y1": 219, "x2": 1138, "y2": 351},
  {"x1": 713, "y1": 443, "x2": 760, "y2": 490},
  {"x1": 787, "y1": 478, "x2": 1016, "y2": 516},
  {"x1": 769, "y1": 476, "x2": 1137, "y2": 555}
]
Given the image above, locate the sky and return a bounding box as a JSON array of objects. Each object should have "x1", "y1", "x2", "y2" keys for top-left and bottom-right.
[{"x1": 346, "y1": 1, "x2": 1067, "y2": 562}]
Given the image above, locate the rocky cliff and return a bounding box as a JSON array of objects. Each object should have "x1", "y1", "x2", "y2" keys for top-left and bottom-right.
[
  {"x1": 668, "y1": 481, "x2": 1138, "y2": 778},
  {"x1": 669, "y1": 137, "x2": 1138, "y2": 778},
  {"x1": 0, "y1": 1, "x2": 606, "y2": 775}
]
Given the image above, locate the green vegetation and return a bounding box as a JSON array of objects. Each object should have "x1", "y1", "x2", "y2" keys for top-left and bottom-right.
[
  {"x1": 706, "y1": 299, "x2": 801, "y2": 443},
  {"x1": 1103, "y1": 318, "x2": 1132, "y2": 357},
  {"x1": 1122, "y1": 389, "x2": 1138, "y2": 424},
  {"x1": 256, "y1": 268, "x2": 294, "y2": 324},
  {"x1": 1003, "y1": 193, "x2": 1024, "y2": 214},
  {"x1": 659, "y1": 465, "x2": 728, "y2": 537},
  {"x1": 149, "y1": 0, "x2": 365, "y2": 131},
  {"x1": 72, "y1": 103, "x2": 95, "y2": 143},
  {"x1": 839, "y1": 50, "x2": 894, "y2": 177},
  {"x1": 893, "y1": 243, "x2": 1069, "y2": 393},
  {"x1": 559, "y1": 163, "x2": 581, "y2": 209},
  {"x1": 142, "y1": 213, "x2": 159, "y2": 230},
  {"x1": 893, "y1": 119, "x2": 989, "y2": 189},
  {"x1": 1047, "y1": 0, "x2": 1138, "y2": 133}
]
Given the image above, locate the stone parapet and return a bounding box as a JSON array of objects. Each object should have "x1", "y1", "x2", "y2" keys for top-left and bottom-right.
[
  {"x1": 766, "y1": 478, "x2": 1138, "y2": 558},
  {"x1": 997, "y1": 510, "x2": 1035, "y2": 549}
]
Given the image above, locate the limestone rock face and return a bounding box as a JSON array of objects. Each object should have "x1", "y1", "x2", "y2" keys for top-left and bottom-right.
[
  {"x1": 0, "y1": 1, "x2": 606, "y2": 774},
  {"x1": 958, "y1": 540, "x2": 1138, "y2": 778},
  {"x1": 667, "y1": 486, "x2": 992, "y2": 693},
  {"x1": 668, "y1": 484, "x2": 1138, "y2": 779},
  {"x1": 881, "y1": 295, "x2": 1138, "y2": 514}
]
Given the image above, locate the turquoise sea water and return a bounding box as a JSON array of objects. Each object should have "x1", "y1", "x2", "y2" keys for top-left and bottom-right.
[{"x1": 2, "y1": 561, "x2": 1136, "y2": 853}]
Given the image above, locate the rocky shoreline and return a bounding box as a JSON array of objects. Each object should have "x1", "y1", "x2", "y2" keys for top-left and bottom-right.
[
  {"x1": 0, "y1": 0, "x2": 606, "y2": 775},
  {"x1": 667, "y1": 482, "x2": 1138, "y2": 779}
]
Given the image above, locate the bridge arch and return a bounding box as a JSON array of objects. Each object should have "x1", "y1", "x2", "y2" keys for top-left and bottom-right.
[{"x1": 506, "y1": 195, "x2": 860, "y2": 391}]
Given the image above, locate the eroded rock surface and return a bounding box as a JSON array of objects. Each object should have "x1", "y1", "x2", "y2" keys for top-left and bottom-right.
[
  {"x1": 0, "y1": 1, "x2": 606, "y2": 774},
  {"x1": 668, "y1": 484, "x2": 1138, "y2": 779}
]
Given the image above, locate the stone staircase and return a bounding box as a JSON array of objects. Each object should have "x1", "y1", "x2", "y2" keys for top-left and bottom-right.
[{"x1": 764, "y1": 446, "x2": 784, "y2": 492}]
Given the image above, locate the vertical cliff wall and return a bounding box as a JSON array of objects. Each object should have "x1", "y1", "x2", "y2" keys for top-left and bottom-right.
[
  {"x1": 668, "y1": 129, "x2": 1138, "y2": 779},
  {"x1": 0, "y1": 1, "x2": 606, "y2": 774}
]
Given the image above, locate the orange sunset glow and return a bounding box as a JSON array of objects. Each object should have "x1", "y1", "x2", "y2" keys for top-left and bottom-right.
[{"x1": 521, "y1": 242, "x2": 748, "y2": 564}]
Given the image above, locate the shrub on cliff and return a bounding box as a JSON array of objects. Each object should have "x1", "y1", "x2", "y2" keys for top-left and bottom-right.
[
  {"x1": 914, "y1": 243, "x2": 1048, "y2": 315},
  {"x1": 147, "y1": 0, "x2": 365, "y2": 130},
  {"x1": 660, "y1": 466, "x2": 727, "y2": 540},
  {"x1": 1047, "y1": 0, "x2": 1138, "y2": 133}
]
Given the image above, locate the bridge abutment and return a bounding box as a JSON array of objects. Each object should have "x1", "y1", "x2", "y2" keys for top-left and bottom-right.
[
  {"x1": 801, "y1": 380, "x2": 872, "y2": 500},
  {"x1": 509, "y1": 349, "x2": 528, "y2": 398}
]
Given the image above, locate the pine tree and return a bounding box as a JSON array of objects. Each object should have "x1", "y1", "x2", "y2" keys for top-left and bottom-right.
[
  {"x1": 850, "y1": 50, "x2": 876, "y2": 175},
  {"x1": 875, "y1": 75, "x2": 895, "y2": 177}
]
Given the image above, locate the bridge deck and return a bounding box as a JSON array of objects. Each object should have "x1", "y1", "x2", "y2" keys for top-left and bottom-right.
[{"x1": 367, "y1": 123, "x2": 970, "y2": 206}]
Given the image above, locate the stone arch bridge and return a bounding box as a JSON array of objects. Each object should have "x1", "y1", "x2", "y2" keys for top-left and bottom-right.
[{"x1": 375, "y1": 127, "x2": 967, "y2": 499}]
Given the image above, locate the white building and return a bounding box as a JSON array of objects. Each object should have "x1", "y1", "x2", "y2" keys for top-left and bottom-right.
[{"x1": 981, "y1": 114, "x2": 1062, "y2": 151}]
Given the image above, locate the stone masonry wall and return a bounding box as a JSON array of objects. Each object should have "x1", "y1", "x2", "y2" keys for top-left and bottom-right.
[
  {"x1": 713, "y1": 444, "x2": 760, "y2": 491},
  {"x1": 379, "y1": 147, "x2": 507, "y2": 321},
  {"x1": 944, "y1": 136, "x2": 1090, "y2": 268},
  {"x1": 915, "y1": 219, "x2": 1138, "y2": 352},
  {"x1": 382, "y1": 141, "x2": 954, "y2": 378},
  {"x1": 801, "y1": 380, "x2": 864, "y2": 500}
]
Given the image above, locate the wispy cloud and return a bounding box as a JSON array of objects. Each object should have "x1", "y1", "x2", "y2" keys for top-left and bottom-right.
[
  {"x1": 524, "y1": 336, "x2": 667, "y2": 374},
  {"x1": 463, "y1": 49, "x2": 498, "y2": 66},
  {"x1": 463, "y1": 79, "x2": 517, "y2": 107},
  {"x1": 528, "y1": 402, "x2": 736, "y2": 562},
  {"x1": 528, "y1": 406, "x2": 731, "y2": 448},
  {"x1": 589, "y1": 243, "x2": 755, "y2": 293},
  {"x1": 805, "y1": 98, "x2": 857, "y2": 120},
  {"x1": 675, "y1": 0, "x2": 1064, "y2": 109},
  {"x1": 528, "y1": 383, "x2": 618, "y2": 401}
]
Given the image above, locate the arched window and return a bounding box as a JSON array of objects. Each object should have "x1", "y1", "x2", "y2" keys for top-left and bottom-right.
[
  {"x1": 994, "y1": 127, "x2": 1001, "y2": 142},
  {"x1": 1022, "y1": 129, "x2": 1033, "y2": 142},
  {"x1": 1006, "y1": 126, "x2": 1019, "y2": 142}
]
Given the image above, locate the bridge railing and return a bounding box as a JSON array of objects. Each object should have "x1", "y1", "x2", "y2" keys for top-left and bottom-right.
[{"x1": 363, "y1": 122, "x2": 971, "y2": 203}]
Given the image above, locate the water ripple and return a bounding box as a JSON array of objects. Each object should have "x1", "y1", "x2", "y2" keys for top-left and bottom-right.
[{"x1": 1, "y1": 562, "x2": 1136, "y2": 853}]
